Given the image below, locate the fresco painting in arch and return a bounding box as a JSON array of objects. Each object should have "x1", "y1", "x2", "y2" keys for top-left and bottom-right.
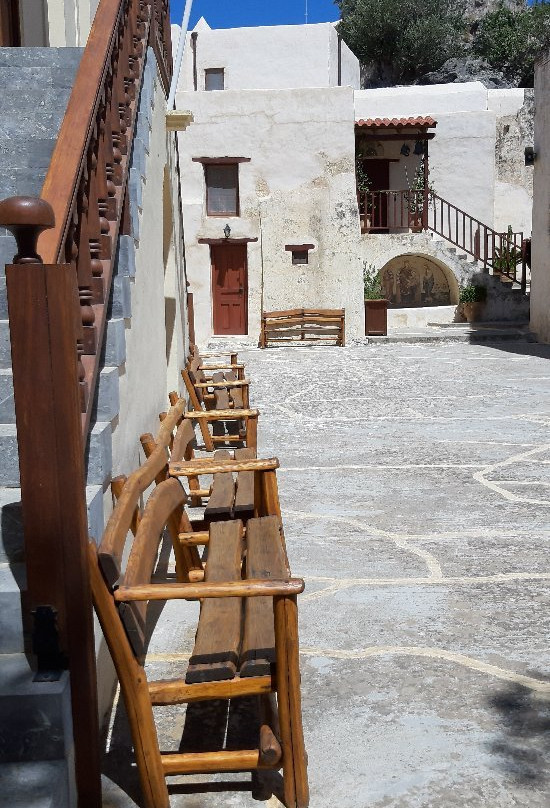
[{"x1": 381, "y1": 256, "x2": 452, "y2": 308}]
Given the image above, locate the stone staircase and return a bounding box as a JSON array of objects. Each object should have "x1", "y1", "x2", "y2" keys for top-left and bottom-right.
[
  {"x1": 428, "y1": 231, "x2": 530, "y2": 323},
  {"x1": 0, "y1": 46, "x2": 157, "y2": 806}
]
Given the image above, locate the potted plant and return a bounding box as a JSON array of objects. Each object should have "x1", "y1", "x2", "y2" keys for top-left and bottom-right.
[
  {"x1": 356, "y1": 155, "x2": 373, "y2": 232},
  {"x1": 363, "y1": 262, "x2": 388, "y2": 335},
  {"x1": 492, "y1": 225, "x2": 522, "y2": 279},
  {"x1": 405, "y1": 156, "x2": 433, "y2": 232},
  {"x1": 459, "y1": 283, "x2": 487, "y2": 323}
]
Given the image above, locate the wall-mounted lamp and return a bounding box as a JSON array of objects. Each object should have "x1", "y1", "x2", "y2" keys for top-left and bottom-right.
[
  {"x1": 414, "y1": 140, "x2": 425, "y2": 156},
  {"x1": 525, "y1": 146, "x2": 537, "y2": 166},
  {"x1": 400, "y1": 143, "x2": 411, "y2": 157},
  {"x1": 223, "y1": 223, "x2": 231, "y2": 238}
]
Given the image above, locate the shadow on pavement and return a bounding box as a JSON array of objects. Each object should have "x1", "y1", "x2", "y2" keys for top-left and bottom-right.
[{"x1": 487, "y1": 676, "x2": 550, "y2": 785}]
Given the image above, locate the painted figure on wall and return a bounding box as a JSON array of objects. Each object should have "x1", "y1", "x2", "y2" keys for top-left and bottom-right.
[{"x1": 380, "y1": 256, "x2": 452, "y2": 308}]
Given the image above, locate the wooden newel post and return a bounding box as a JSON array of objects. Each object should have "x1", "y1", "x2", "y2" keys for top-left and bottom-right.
[{"x1": 0, "y1": 196, "x2": 102, "y2": 808}]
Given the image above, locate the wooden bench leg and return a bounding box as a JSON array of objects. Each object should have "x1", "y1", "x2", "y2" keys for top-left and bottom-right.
[
  {"x1": 274, "y1": 596, "x2": 297, "y2": 808},
  {"x1": 285, "y1": 596, "x2": 309, "y2": 808},
  {"x1": 247, "y1": 414, "x2": 258, "y2": 451}
]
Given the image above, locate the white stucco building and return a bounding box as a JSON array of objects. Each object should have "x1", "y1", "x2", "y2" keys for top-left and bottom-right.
[{"x1": 174, "y1": 19, "x2": 533, "y2": 343}]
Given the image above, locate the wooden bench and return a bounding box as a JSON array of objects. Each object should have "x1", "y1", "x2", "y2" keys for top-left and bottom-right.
[
  {"x1": 142, "y1": 397, "x2": 262, "y2": 526},
  {"x1": 182, "y1": 364, "x2": 257, "y2": 452},
  {"x1": 92, "y1": 412, "x2": 309, "y2": 808},
  {"x1": 260, "y1": 308, "x2": 345, "y2": 348},
  {"x1": 189, "y1": 343, "x2": 245, "y2": 381}
]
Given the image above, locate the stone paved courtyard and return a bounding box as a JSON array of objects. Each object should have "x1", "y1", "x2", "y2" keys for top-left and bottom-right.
[{"x1": 105, "y1": 340, "x2": 550, "y2": 807}]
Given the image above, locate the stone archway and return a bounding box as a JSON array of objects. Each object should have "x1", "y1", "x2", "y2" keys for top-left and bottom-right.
[{"x1": 379, "y1": 253, "x2": 459, "y2": 308}]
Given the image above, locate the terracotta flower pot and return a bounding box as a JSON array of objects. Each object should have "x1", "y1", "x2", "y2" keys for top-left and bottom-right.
[{"x1": 461, "y1": 301, "x2": 485, "y2": 323}]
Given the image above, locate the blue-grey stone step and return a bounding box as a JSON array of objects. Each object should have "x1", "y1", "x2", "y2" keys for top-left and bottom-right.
[
  {"x1": 85, "y1": 422, "x2": 113, "y2": 487},
  {"x1": 0, "y1": 487, "x2": 23, "y2": 563},
  {"x1": 109, "y1": 273, "x2": 132, "y2": 319},
  {"x1": 0, "y1": 47, "x2": 82, "y2": 69},
  {"x1": 0, "y1": 368, "x2": 14, "y2": 422},
  {"x1": 0, "y1": 654, "x2": 73, "y2": 764},
  {"x1": 93, "y1": 366, "x2": 121, "y2": 423},
  {"x1": 0, "y1": 564, "x2": 25, "y2": 652},
  {"x1": 115, "y1": 234, "x2": 136, "y2": 278},
  {"x1": 0, "y1": 424, "x2": 19, "y2": 486},
  {"x1": 0, "y1": 759, "x2": 71, "y2": 808},
  {"x1": 101, "y1": 318, "x2": 127, "y2": 367}
]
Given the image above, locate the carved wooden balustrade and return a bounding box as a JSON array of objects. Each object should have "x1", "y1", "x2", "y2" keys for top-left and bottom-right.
[{"x1": 0, "y1": 0, "x2": 173, "y2": 805}]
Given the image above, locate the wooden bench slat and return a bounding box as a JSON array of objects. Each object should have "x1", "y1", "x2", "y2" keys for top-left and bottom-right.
[
  {"x1": 204, "y1": 450, "x2": 235, "y2": 521},
  {"x1": 261, "y1": 307, "x2": 345, "y2": 348},
  {"x1": 240, "y1": 516, "x2": 287, "y2": 677},
  {"x1": 234, "y1": 448, "x2": 256, "y2": 516},
  {"x1": 186, "y1": 520, "x2": 244, "y2": 684}
]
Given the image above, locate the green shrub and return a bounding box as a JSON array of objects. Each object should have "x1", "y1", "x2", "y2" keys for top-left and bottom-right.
[
  {"x1": 473, "y1": 1, "x2": 550, "y2": 87},
  {"x1": 459, "y1": 284, "x2": 487, "y2": 303},
  {"x1": 363, "y1": 263, "x2": 384, "y2": 299},
  {"x1": 336, "y1": 0, "x2": 465, "y2": 85}
]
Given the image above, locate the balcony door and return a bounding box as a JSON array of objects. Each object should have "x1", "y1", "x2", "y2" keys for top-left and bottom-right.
[
  {"x1": 365, "y1": 159, "x2": 390, "y2": 231},
  {"x1": 0, "y1": 0, "x2": 20, "y2": 46}
]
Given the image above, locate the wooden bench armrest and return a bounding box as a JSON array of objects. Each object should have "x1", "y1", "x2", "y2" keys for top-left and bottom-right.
[
  {"x1": 170, "y1": 456, "x2": 278, "y2": 476},
  {"x1": 194, "y1": 379, "x2": 249, "y2": 389},
  {"x1": 114, "y1": 578, "x2": 304, "y2": 602},
  {"x1": 199, "y1": 351, "x2": 239, "y2": 359},
  {"x1": 199, "y1": 364, "x2": 244, "y2": 371},
  {"x1": 184, "y1": 408, "x2": 258, "y2": 420}
]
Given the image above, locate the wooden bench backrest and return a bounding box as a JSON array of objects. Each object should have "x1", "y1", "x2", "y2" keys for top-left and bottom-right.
[
  {"x1": 100, "y1": 398, "x2": 189, "y2": 586},
  {"x1": 261, "y1": 308, "x2": 345, "y2": 347}
]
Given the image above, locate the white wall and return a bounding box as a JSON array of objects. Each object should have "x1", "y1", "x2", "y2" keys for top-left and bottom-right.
[
  {"x1": 488, "y1": 89, "x2": 533, "y2": 237},
  {"x1": 179, "y1": 22, "x2": 360, "y2": 92},
  {"x1": 530, "y1": 53, "x2": 550, "y2": 342},
  {"x1": 42, "y1": 0, "x2": 99, "y2": 46},
  {"x1": 176, "y1": 85, "x2": 364, "y2": 344}
]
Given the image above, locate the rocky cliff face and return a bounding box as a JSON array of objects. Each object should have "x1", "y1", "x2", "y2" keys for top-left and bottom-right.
[{"x1": 464, "y1": 0, "x2": 525, "y2": 31}]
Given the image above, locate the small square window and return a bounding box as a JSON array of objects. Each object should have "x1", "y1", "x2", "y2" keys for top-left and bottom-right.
[
  {"x1": 292, "y1": 250, "x2": 309, "y2": 265},
  {"x1": 205, "y1": 68, "x2": 225, "y2": 91},
  {"x1": 205, "y1": 164, "x2": 239, "y2": 216}
]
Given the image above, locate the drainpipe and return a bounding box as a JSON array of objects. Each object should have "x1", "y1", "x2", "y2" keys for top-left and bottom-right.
[
  {"x1": 167, "y1": 0, "x2": 194, "y2": 110},
  {"x1": 191, "y1": 31, "x2": 198, "y2": 90},
  {"x1": 337, "y1": 32, "x2": 342, "y2": 87}
]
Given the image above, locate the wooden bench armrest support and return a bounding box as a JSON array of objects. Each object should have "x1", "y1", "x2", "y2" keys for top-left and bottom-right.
[
  {"x1": 170, "y1": 457, "x2": 278, "y2": 476},
  {"x1": 199, "y1": 352, "x2": 238, "y2": 359},
  {"x1": 114, "y1": 578, "x2": 304, "y2": 602},
  {"x1": 199, "y1": 364, "x2": 244, "y2": 371},
  {"x1": 194, "y1": 379, "x2": 250, "y2": 389},
  {"x1": 184, "y1": 408, "x2": 258, "y2": 420}
]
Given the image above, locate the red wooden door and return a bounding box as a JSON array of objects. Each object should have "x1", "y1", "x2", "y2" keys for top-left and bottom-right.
[
  {"x1": 365, "y1": 159, "x2": 390, "y2": 230},
  {"x1": 212, "y1": 244, "x2": 248, "y2": 335}
]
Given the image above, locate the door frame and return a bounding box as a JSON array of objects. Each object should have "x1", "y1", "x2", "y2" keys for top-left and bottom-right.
[
  {"x1": 0, "y1": 0, "x2": 21, "y2": 46},
  {"x1": 210, "y1": 242, "x2": 249, "y2": 336}
]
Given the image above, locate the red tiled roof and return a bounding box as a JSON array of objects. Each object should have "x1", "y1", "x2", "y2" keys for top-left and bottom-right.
[{"x1": 356, "y1": 116, "x2": 437, "y2": 128}]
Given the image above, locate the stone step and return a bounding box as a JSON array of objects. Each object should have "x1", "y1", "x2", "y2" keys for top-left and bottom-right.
[
  {"x1": 0, "y1": 563, "x2": 25, "y2": 652},
  {"x1": 0, "y1": 654, "x2": 73, "y2": 764},
  {"x1": 0, "y1": 759, "x2": 72, "y2": 808},
  {"x1": 0, "y1": 486, "x2": 104, "y2": 651},
  {"x1": 0, "y1": 485, "x2": 104, "y2": 565}
]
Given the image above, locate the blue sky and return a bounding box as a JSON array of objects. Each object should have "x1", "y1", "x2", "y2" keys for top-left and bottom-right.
[{"x1": 170, "y1": 0, "x2": 340, "y2": 29}]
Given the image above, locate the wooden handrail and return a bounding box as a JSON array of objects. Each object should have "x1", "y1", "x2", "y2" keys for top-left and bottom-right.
[
  {"x1": 40, "y1": 0, "x2": 128, "y2": 264},
  {"x1": 428, "y1": 191, "x2": 526, "y2": 287},
  {"x1": 358, "y1": 188, "x2": 527, "y2": 291}
]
